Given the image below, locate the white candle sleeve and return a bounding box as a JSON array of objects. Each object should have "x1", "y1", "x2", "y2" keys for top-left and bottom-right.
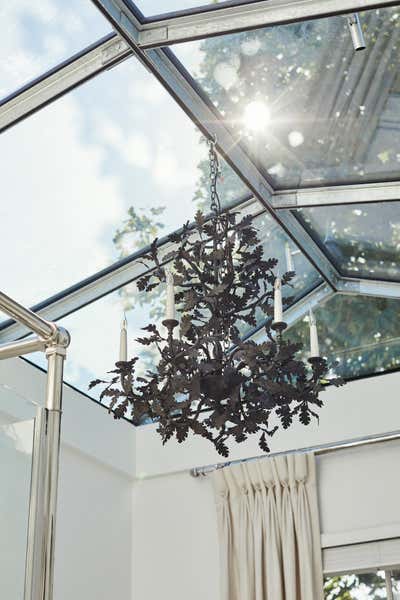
[
  {"x1": 309, "y1": 309, "x2": 320, "y2": 357},
  {"x1": 165, "y1": 269, "x2": 176, "y2": 321},
  {"x1": 274, "y1": 277, "x2": 283, "y2": 323},
  {"x1": 119, "y1": 316, "x2": 128, "y2": 362}
]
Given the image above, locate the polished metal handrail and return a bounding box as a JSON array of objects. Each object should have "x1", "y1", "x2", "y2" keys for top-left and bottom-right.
[
  {"x1": 0, "y1": 291, "x2": 57, "y2": 341},
  {"x1": 0, "y1": 289, "x2": 70, "y2": 600}
]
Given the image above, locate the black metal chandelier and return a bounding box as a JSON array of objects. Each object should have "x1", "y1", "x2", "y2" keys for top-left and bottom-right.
[{"x1": 90, "y1": 139, "x2": 343, "y2": 457}]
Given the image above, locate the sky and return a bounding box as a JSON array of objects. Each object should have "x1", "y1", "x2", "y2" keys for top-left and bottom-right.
[
  {"x1": 134, "y1": 0, "x2": 217, "y2": 17},
  {"x1": 0, "y1": 0, "x2": 322, "y2": 397},
  {"x1": 0, "y1": 1, "x2": 216, "y2": 393},
  {"x1": 1, "y1": 54, "x2": 209, "y2": 307},
  {"x1": 0, "y1": 0, "x2": 110, "y2": 99}
]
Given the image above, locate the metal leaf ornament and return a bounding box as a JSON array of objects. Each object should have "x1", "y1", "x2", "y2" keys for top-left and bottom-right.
[{"x1": 90, "y1": 140, "x2": 343, "y2": 456}]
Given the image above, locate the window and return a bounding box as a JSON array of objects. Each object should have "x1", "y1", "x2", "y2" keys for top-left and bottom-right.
[{"x1": 324, "y1": 569, "x2": 400, "y2": 599}]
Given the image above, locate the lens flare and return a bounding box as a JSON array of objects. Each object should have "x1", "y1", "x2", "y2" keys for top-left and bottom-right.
[{"x1": 243, "y1": 100, "x2": 271, "y2": 132}]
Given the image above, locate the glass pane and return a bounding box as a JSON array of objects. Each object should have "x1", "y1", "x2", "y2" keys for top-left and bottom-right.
[
  {"x1": 293, "y1": 202, "x2": 400, "y2": 282},
  {"x1": 134, "y1": 0, "x2": 255, "y2": 18},
  {"x1": 174, "y1": 6, "x2": 400, "y2": 188},
  {"x1": 324, "y1": 570, "x2": 387, "y2": 599},
  {"x1": 0, "y1": 56, "x2": 247, "y2": 310},
  {"x1": 0, "y1": 385, "x2": 36, "y2": 599},
  {"x1": 286, "y1": 294, "x2": 400, "y2": 379},
  {"x1": 28, "y1": 208, "x2": 321, "y2": 397},
  {"x1": 1, "y1": 1, "x2": 111, "y2": 99}
]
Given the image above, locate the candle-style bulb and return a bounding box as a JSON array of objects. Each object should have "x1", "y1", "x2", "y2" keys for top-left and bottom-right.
[
  {"x1": 274, "y1": 276, "x2": 283, "y2": 323},
  {"x1": 119, "y1": 313, "x2": 128, "y2": 362},
  {"x1": 165, "y1": 269, "x2": 175, "y2": 321},
  {"x1": 309, "y1": 308, "x2": 320, "y2": 358}
]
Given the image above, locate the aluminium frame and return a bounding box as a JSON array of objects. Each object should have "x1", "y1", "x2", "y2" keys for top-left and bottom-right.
[
  {"x1": 0, "y1": 291, "x2": 70, "y2": 600},
  {"x1": 0, "y1": 0, "x2": 399, "y2": 341},
  {"x1": 2, "y1": 0, "x2": 400, "y2": 133}
]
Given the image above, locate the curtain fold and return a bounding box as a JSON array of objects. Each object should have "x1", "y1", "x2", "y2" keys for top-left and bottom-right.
[{"x1": 212, "y1": 453, "x2": 323, "y2": 600}]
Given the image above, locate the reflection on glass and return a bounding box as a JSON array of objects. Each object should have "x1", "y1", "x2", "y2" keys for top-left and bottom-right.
[
  {"x1": 28, "y1": 209, "x2": 321, "y2": 398},
  {"x1": 0, "y1": 56, "x2": 247, "y2": 310},
  {"x1": 0, "y1": 385, "x2": 35, "y2": 599},
  {"x1": 1, "y1": 1, "x2": 110, "y2": 99},
  {"x1": 287, "y1": 294, "x2": 400, "y2": 379},
  {"x1": 294, "y1": 202, "x2": 400, "y2": 282},
  {"x1": 174, "y1": 6, "x2": 400, "y2": 188},
  {"x1": 324, "y1": 570, "x2": 388, "y2": 599},
  {"x1": 247, "y1": 211, "x2": 322, "y2": 331}
]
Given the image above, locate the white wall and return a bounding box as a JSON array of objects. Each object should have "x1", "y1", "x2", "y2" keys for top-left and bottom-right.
[
  {"x1": 132, "y1": 473, "x2": 219, "y2": 600},
  {"x1": 55, "y1": 445, "x2": 133, "y2": 600},
  {"x1": 132, "y1": 372, "x2": 400, "y2": 600},
  {"x1": 0, "y1": 358, "x2": 136, "y2": 600},
  {"x1": 318, "y1": 439, "x2": 400, "y2": 547},
  {"x1": 132, "y1": 439, "x2": 400, "y2": 600},
  {"x1": 2, "y1": 358, "x2": 400, "y2": 600},
  {"x1": 135, "y1": 370, "x2": 400, "y2": 477}
]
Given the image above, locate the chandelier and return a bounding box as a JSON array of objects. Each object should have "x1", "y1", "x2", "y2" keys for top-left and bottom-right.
[{"x1": 90, "y1": 139, "x2": 343, "y2": 457}]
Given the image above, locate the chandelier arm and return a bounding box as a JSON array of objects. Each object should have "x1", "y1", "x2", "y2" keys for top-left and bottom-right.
[{"x1": 227, "y1": 290, "x2": 273, "y2": 317}]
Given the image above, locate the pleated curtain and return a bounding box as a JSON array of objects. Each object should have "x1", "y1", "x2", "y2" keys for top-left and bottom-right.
[{"x1": 212, "y1": 453, "x2": 323, "y2": 600}]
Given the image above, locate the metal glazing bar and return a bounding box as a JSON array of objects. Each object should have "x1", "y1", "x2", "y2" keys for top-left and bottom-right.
[
  {"x1": 337, "y1": 278, "x2": 400, "y2": 298},
  {"x1": 190, "y1": 429, "x2": 400, "y2": 477},
  {"x1": 385, "y1": 571, "x2": 395, "y2": 600},
  {"x1": 271, "y1": 181, "x2": 400, "y2": 209},
  {"x1": 0, "y1": 197, "x2": 259, "y2": 344},
  {"x1": 0, "y1": 291, "x2": 57, "y2": 340},
  {"x1": 0, "y1": 336, "x2": 46, "y2": 360},
  {"x1": 139, "y1": 0, "x2": 400, "y2": 48},
  {"x1": 246, "y1": 282, "x2": 334, "y2": 344},
  {"x1": 90, "y1": 0, "x2": 340, "y2": 289},
  {"x1": 2, "y1": 0, "x2": 399, "y2": 133},
  {"x1": 281, "y1": 283, "x2": 334, "y2": 327},
  {"x1": 0, "y1": 34, "x2": 131, "y2": 133},
  {"x1": 277, "y1": 211, "x2": 341, "y2": 287}
]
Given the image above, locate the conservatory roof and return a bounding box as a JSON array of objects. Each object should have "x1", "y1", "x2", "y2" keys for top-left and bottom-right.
[{"x1": 1, "y1": 0, "x2": 400, "y2": 402}]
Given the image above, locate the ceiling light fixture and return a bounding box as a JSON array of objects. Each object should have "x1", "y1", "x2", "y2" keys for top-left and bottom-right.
[
  {"x1": 348, "y1": 13, "x2": 366, "y2": 51},
  {"x1": 90, "y1": 138, "x2": 343, "y2": 457}
]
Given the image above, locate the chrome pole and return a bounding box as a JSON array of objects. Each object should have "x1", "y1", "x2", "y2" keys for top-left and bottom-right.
[
  {"x1": 0, "y1": 336, "x2": 46, "y2": 360},
  {"x1": 24, "y1": 329, "x2": 69, "y2": 600},
  {"x1": 0, "y1": 291, "x2": 56, "y2": 340}
]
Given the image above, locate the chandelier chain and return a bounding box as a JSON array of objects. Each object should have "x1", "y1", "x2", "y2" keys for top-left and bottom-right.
[{"x1": 208, "y1": 137, "x2": 221, "y2": 215}]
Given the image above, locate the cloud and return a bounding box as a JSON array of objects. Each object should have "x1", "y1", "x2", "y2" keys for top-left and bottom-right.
[
  {"x1": 0, "y1": 0, "x2": 106, "y2": 98},
  {"x1": 0, "y1": 94, "x2": 125, "y2": 306},
  {"x1": 95, "y1": 115, "x2": 152, "y2": 168}
]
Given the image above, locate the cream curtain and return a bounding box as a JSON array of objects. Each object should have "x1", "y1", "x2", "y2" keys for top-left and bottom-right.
[{"x1": 212, "y1": 453, "x2": 323, "y2": 600}]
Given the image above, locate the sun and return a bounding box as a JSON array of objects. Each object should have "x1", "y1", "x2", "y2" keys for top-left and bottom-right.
[{"x1": 242, "y1": 100, "x2": 271, "y2": 132}]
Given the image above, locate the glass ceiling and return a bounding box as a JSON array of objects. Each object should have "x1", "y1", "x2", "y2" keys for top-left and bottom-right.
[
  {"x1": 0, "y1": 1, "x2": 110, "y2": 100},
  {"x1": 293, "y1": 202, "x2": 400, "y2": 282},
  {"x1": 0, "y1": 55, "x2": 246, "y2": 308},
  {"x1": 1, "y1": 0, "x2": 400, "y2": 401},
  {"x1": 286, "y1": 294, "x2": 400, "y2": 380},
  {"x1": 28, "y1": 208, "x2": 322, "y2": 396},
  {"x1": 174, "y1": 5, "x2": 400, "y2": 188},
  {"x1": 134, "y1": 0, "x2": 252, "y2": 18}
]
